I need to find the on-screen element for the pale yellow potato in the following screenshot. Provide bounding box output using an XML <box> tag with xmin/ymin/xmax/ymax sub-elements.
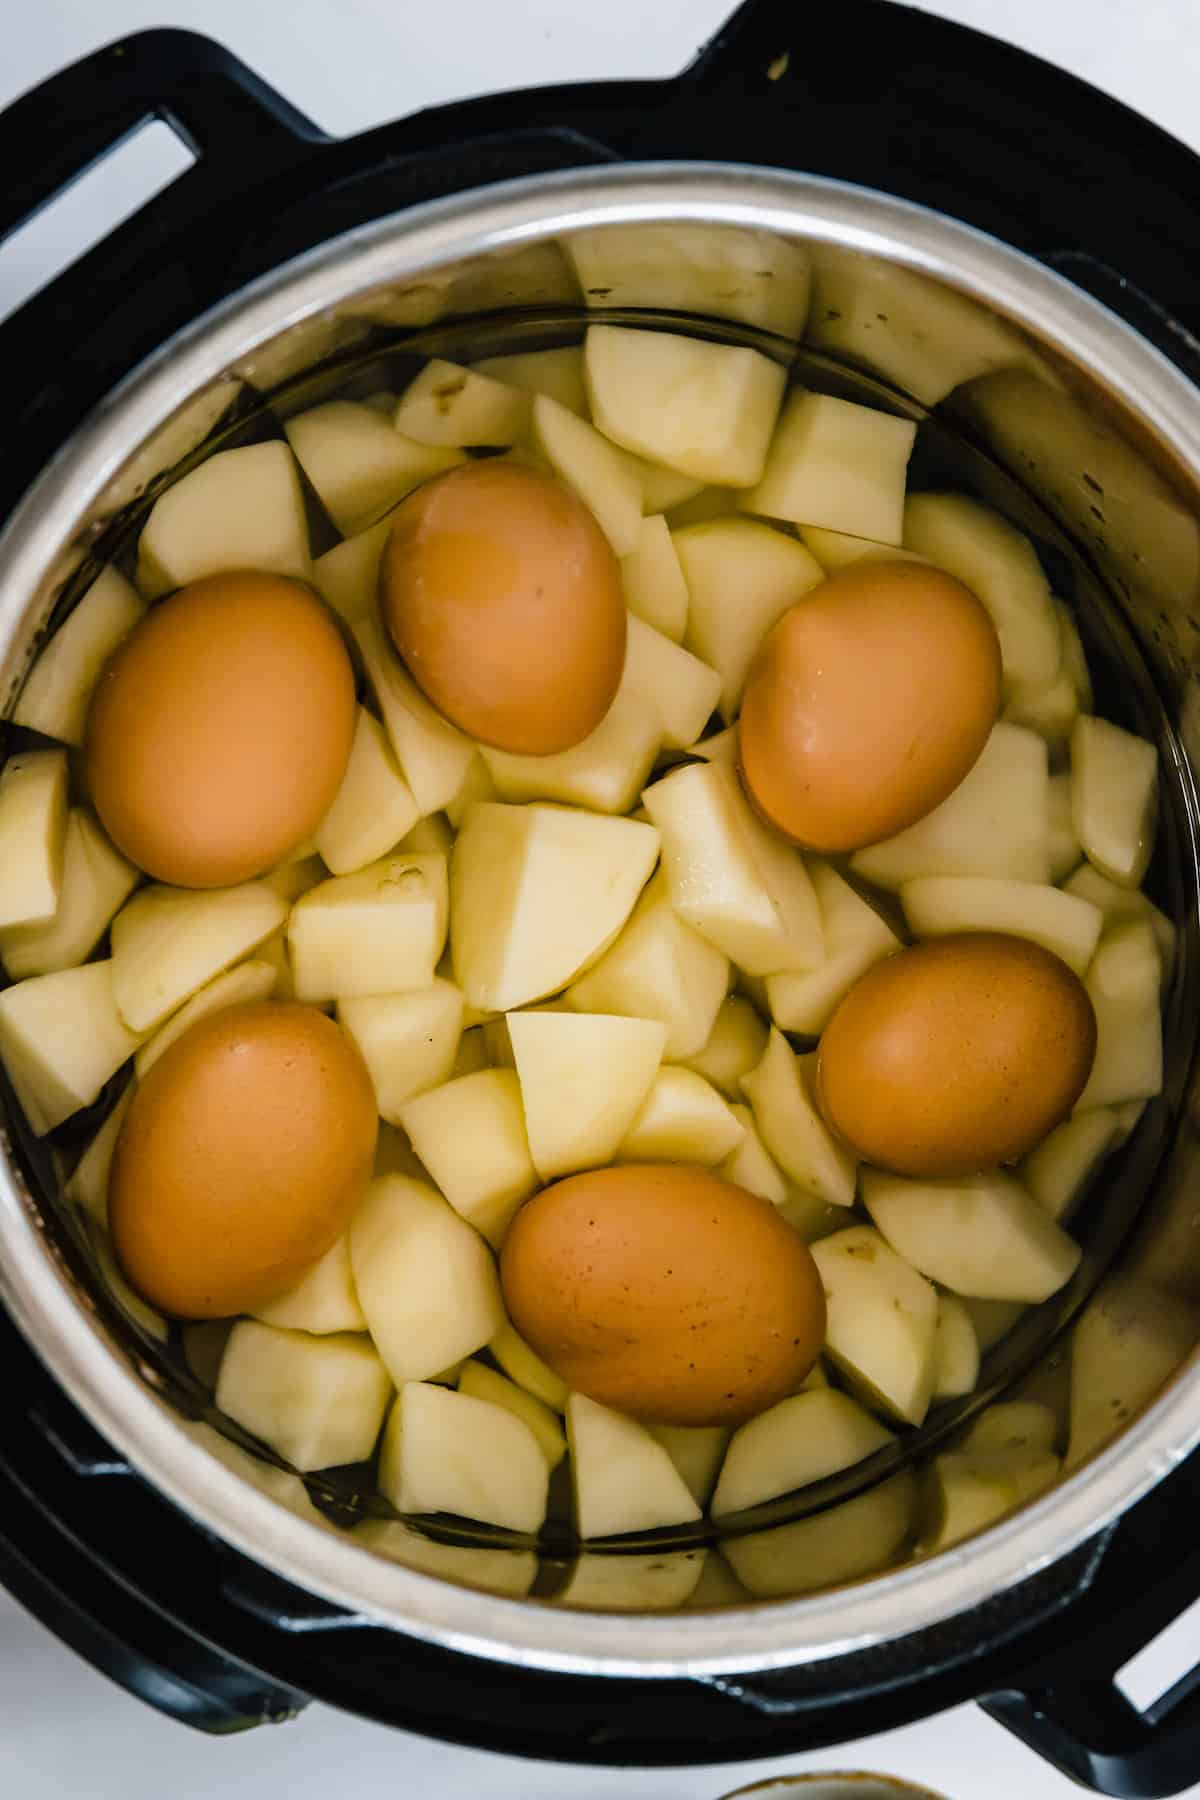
<box><xmin>567</xmin><ymin>1392</ymin><xmax>700</xmax><ymax>1538</ymax></box>
<box><xmin>682</xmin><ymin>995</ymin><xmax>768</xmax><ymax>1098</ymax></box>
<box><xmin>617</xmin><ymin>1066</ymin><xmax>744</xmax><ymax>1166</ymax></box>
<box><xmin>741</xmin><ymin>1029</ymin><xmax>856</xmax><ymax>1209</ymax></box>
<box><xmin>811</xmin><ymin>1227</ymin><xmax>939</xmax><ymax>1426</ymax></box>
<box><xmin>110</xmin><ymin>880</ymin><xmax>285</xmax><ymax>1032</ymax></box>
<box><xmin>399</xmin><ymin>1068</ymin><xmax>537</xmax><ymax>1247</ymax></box>
<box><xmin>314</xmin><ymin>708</ymin><xmax>420</xmax><ymax>876</ymax></box>
<box><xmin>338</xmin><ymin>979</ymin><xmax>463</xmax><ymax>1124</ymax></box>
<box><xmin>0</xmin><ymin>750</ymin><xmax>68</xmax><ymax>930</ymax></box>
<box><xmin>620</xmin><ymin>513</ymin><xmax>690</xmax><ymax>641</ymax></box>
<box><xmin>1076</xmin><ymin>921</ymin><xmax>1163</xmax><ymax>1110</ymax></box>
<box><xmin>378</xmin><ymin>1381</ymin><xmax>548</xmax><ymax>1534</ymax></box>
<box><xmin>216</xmin><ymin>1321</ymin><xmax>390</xmax><ymax>1472</ymax></box>
<box><xmin>135</xmin><ymin>957</ymin><xmax>277</xmax><ymax>1077</ymax></box>
<box><xmin>862</xmin><ymin>1169</ymin><xmax>1081</xmax><ymax>1304</ymax></box>
<box><xmin>287</xmin><ymin>853</ymin><xmax>448</xmax><ymax>1003</ymax></box>
<box><xmin>1070</xmin><ymin>714</ymin><xmax>1157</xmax><ymax>887</ymax></box>
<box><xmin>252</xmin><ymin>1232</ymin><xmax>366</xmax><ymax>1335</ymax></box>
<box><xmin>14</xmin><ymin>566</ymin><xmax>145</xmax><ymax>746</ymax></box>
<box><xmin>285</xmin><ymin>399</ymin><xmax>463</xmax><ymax>533</ymax></box>
<box><xmin>531</xmin><ymin>392</ymin><xmax>642</xmax><ymax>555</ymax></box>
<box><xmin>712</xmin><ymin>1389</ymin><xmax>893</xmax><ymax>1517</ymax></box>
<box><xmin>933</xmin><ymin>1294</ymin><xmax>980</xmax><ymax>1400</ymax></box>
<box><xmin>137</xmin><ymin>442</ymin><xmax>311</xmax><ymax>597</ymax></box>
<box><xmin>393</xmin><ymin>360</ymin><xmax>530</xmax><ymax>448</ymax></box>
<box><xmin>0</xmin><ymin>806</ymin><xmax>138</xmax><ymax>981</ymax></box>
<box><xmin>724</xmin><ymin>1472</ymin><xmax>916</xmax><ymax>1597</ymax></box>
<box><xmin>741</xmin><ymin>389</ymin><xmax>915</xmax><ymax>543</ymax></box>
<box><xmin>508</xmin><ymin>1010</ymin><xmax>667</xmax><ymax>1181</ymax></box>
<box><xmin>457</xmin><ymin>1360</ymin><xmax>566</xmax><ymax>1468</ymax></box>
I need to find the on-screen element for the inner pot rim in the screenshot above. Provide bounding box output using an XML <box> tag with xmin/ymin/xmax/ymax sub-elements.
<box><xmin>0</xmin><ymin>159</ymin><xmax>1197</xmax><ymax>1678</ymax></box>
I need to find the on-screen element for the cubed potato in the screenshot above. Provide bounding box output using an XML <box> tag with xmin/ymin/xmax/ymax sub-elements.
<box><xmin>964</xmin><ymin>1401</ymin><xmax>1059</xmax><ymax>1456</ymax></box>
<box><xmin>443</xmin><ymin>755</ymin><xmax>498</xmax><ymax>831</ymax></box>
<box><xmin>0</xmin><ymin>959</ymin><xmax>143</xmax><ymax>1133</ymax></box>
<box><xmin>1021</xmin><ymin>1108</ymin><xmax>1118</xmax><ymax>1223</ymax></box>
<box><xmin>65</xmin><ymin>1084</ymin><xmax>134</xmax><ymax>1224</ymax></box>
<box><xmin>259</xmin><ymin>854</ymin><xmax>326</xmax><ymax>905</ymax></box>
<box><xmin>311</xmin><ymin>513</ymin><xmax>393</xmax><ymax>622</ymax></box>
<box><xmin>797</xmin><ymin>523</ymin><xmax>926</xmax><ymax>570</ymax></box>
<box><xmin>807</xmin><ymin>245</ymin><xmax>1038</xmax><ymax>405</ymax></box>
<box><xmin>567</xmin><ymin>1392</ymin><xmax>701</xmax><ymax>1538</ymax></box>
<box><xmin>566</xmin><ymin>869</ymin><xmax>729</xmax><ymax>1060</ymax></box>
<box><xmin>458</xmin><ymin>1359</ymin><xmax>566</xmax><ymax>1467</ymax></box>
<box><xmin>0</xmin><ymin>750</ymin><xmax>68</xmax><ymax>929</ymax></box>
<box><xmin>136</xmin><ymin>441</ymin><xmax>311</xmax><ymax>597</ymax></box>
<box><xmin>620</xmin><ymin>513</ymin><xmax>690</xmax><ymax>641</ymax></box>
<box><xmin>923</xmin><ymin>1447</ymin><xmax>1060</xmax><ymax>1551</ymax></box>
<box><xmin>717</xmin><ymin>1102</ymin><xmax>788</xmax><ymax>1207</ymax></box>
<box><xmin>724</xmin><ymin>1471</ymin><xmax>916</xmax><ymax>1597</ymax></box>
<box><xmin>862</xmin><ymin>1169</ymin><xmax>1082</xmax><ymax>1302</ymax></box>
<box><xmin>490</xmin><ymin>1321</ymin><xmax>568</xmax><ymax>1411</ymax></box>
<box><xmin>14</xmin><ymin>567</ymin><xmax>145</xmax><ymax>746</ymax></box>
<box><xmin>712</xmin><ymin>1389</ymin><xmax>893</xmax><ymax>1517</ymax></box>
<box><xmin>378</xmin><ymin>1381</ymin><xmax>548</xmax><ymax>1534</ymax></box>
<box><xmin>349</xmin><ymin>1175</ymin><xmax>504</xmax><ymax>1385</ymax></box>
<box><xmin>398</xmin><ymin>1068</ymin><xmax>537</xmax><ymax>1246</ymax></box>
<box><xmin>626</xmin><ymin>615</ymin><xmax>722</xmax><ymax>750</ymax></box>
<box><xmin>617</xmin><ymin>1066</ymin><xmax>744</xmax><ymax>1165</ymax></box>
<box><xmin>585</xmin><ymin>324</ymin><xmax>786</xmax><ymax>489</ymax></box>
<box><xmin>338</xmin><ymin>979</ymin><xmax>463</xmax><ymax>1124</ymax></box>
<box><xmin>643</xmin><ymin>762</ymin><xmax>823</xmax><ymax>976</ymax></box>
<box><xmin>687</xmin><ymin>723</ymin><xmax>740</xmax><ymax>767</ymax></box>
<box><xmin>472</xmin><ymin>346</ymin><xmax>588</xmax><ymax>417</ymax></box>
<box><xmin>741</xmin><ymin>389</ymin><xmax>916</xmax><ymax>544</ymax></box>
<box><xmin>933</xmin><ymin>1293</ymin><xmax>980</xmax><ymax>1400</ymax></box>
<box><xmin>399</xmin><ymin>813</ymin><xmax>455</xmax><ymax>856</ymax></box>
<box><xmin>1067</xmin><ymin>1274</ymin><xmax>1200</xmax><ymax>1466</ymax></box>
<box><xmin>110</xmin><ymin>881</ymin><xmax>285</xmax><ymax>1032</ymax></box>
<box><xmin>508</xmin><ymin>1010</ymin><xmax>667</xmax><ymax>1181</ymax></box>
<box><xmin>682</xmin><ymin>995</ymin><xmax>768</xmax><ymax>1099</ymax></box>
<box><xmin>285</xmin><ymin>399</ymin><xmax>463</xmax><ymax>533</ymax></box>
<box><xmin>90</xmin><ymin>1217</ymin><xmax>168</xmax><ymax>1342</ymax></box>
<box><xmin>531</xmin><ymin>393</ymin><xmax>642</xmax><ymax>555</ymax></box>
<box><xmin>648</xmin><ymin>1424</ymin><xmax>730</xmax><ymax>1508</ymax></box>
<box><xmin>216</xmin><ymin>1321</ymin><xmax>391</xmax><ymax>1471</ymax></box>
<box><xmin>288</xmin><ymin>853</ymin><xmax>448</xmax><ymax>1003</ymax></box>
<box><xmin>393</xmin><ymin>360</ymin><xmax>530</xmax><ymax>448</ymax></box>
<box><xmin>557</xmin><ymin>1551</ymin><xmax>706</xmax><ymax>1612</ymax></box>
<box><xmin>899</xmin><ymin>876</ymin><xmax>1101</xmax><ymax>977</ymax></box>
<box><xmin>252</xmin><ymin>1232</ymin><xmax>366</xmax><ymax>1335</ymax></box>
<box><xmin>450</xmin><ymin>802</ymin><xmax>658</xmax><ymax>1013</ymax></box>
<box><xmin>1004</xmin><ymin>596</ymin><xmax>1088</xmax><ymax>751</ymax></box>
<box><xmin>1061</xmin><ymin>864</ymin><xmax>1175</xmax><ymax>984</ymax></box>
<box><xmin>851</xmin><ymin>721</ymin><xmax>1050</xmax><ymax>890</ymax></box>
<box><xmin>628</xmin><ymin>458</ymin><xmax>706</xmax><ymax>516</ymax></box>
<box><xmin>355</xmin><ymin>1517</ymin><xmax>536</xmax><ymax>1597</ymax></box>
<box><xmin>766</xmin><ymin>859</ymin><xmax>901</xmax><ymax>1035</ymax></box>
<box><xmin>314</xmin><ymin>709</ymin><xmax>420</xmax><ymax>876</ymax></box>
<box><xmin>674</xmin><ymin>517</ymin><xmax>825</xmax><ymax>719</ymax></box>
<box><xmin>0</xmin><ymin>807</ymin><xmax>138</xmax><ymax>981</ymax></box>
<box><xmin>569</xmin><ymin>223</ymin><xmax>811</xmax><ymax>337</ymax></box>
<box><xmin>741</xmin><ymin>1029</ymin><xmax>856</xmax><ymax>1209</ymax></box>
<box><xmin>1070</xmin><ymin>715</ymin><xmax>1157</xmax><ymax>887</ymax></box>
<box><xmin>353</xmin><ymin>615</ymin><xmax>475</xmax><ymax>816</ymax></box>
<box><xmin>135</xmin><ymin>957</ymin><xmax>277</xmax><ymax>1077</ymax></box>
<box><xmin>811</xmin><ymin>1227</ymin><xmax>939</xmax><ymax>1425</ymax></box>
<box><xmin>902</xmin><ymin>493</ymin><xmax>1059</xmax><ymax>691</ymax></box>
<box><xmin>1047</xmin><ymin>772</ymin><xmax>1081</xmax><ymax>884</ymax></box>
<box><xmin>1076</xmin><ymin>920</ymin><xmax>1163</xmax><ymax>1109</ymax></box>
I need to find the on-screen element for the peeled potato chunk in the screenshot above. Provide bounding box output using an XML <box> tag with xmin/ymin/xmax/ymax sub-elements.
<box><xmin>741</xmin><ymin>390</ymin><xmax>916</xmax><ymax>544</ymax></box>
<box><xmin>899</xmin><ymin>876</ymin><xmax>1101</xmax><ymax>977</ymax></box>
<box><xmin>0</xmin><ymin>750</ymin><xmax>69</xmax><ymax>930</ymax></box>
<box><xmin>136</xmin><ymin>442</ymin><xmax>310</xmax><ymax>597</ymax></box>
<box><xmin>216</xmin><ymin>1321</ymin><xmax>390</xmax><ymax>1472</ymax></box>
<box><xmin>1070</xmin><ymin>714</ymin><xmax>1157</xmax><ymax>887</ymax></box>
<box><xmin>712</xmin><ymin>1388</ymin><xmax>893</xmax><ymax>1517</ymax></box>
<box><xmin>567</xmin><ymin>1392</ymin><xmax>701</xmax><ymax>1538</ymax></box>
<box><xmin>861</xmin><ymin>1169</ymin><xmax>1082</xmax><ymax>1303</ymax></box>
<box><xmin>811</xmin><ymin>1227</ymin><xmax>939</xmax><ymax>1426</ymax></box>
<box><xmin>378</xmin><ymin>1381</ymin><xmax>548</xmax><ymax>1534</ymax></box>
<box><xmin>14</xmin><ymin>566</ymin><xmax>145</xmax><ymax>747</ymax></box>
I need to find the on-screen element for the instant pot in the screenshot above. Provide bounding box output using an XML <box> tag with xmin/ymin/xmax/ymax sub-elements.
<box><xmin>1</xmin><ymin>3</ymin><xmax>1199</xmax><ymax>1794</ymax></box>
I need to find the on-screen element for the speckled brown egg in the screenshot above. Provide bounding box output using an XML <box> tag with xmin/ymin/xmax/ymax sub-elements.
<box><xmin>499</xmin><ymin>1164</ymin><xmax>825</xmax><ymax>1426</ymax></box>
<box><xmin>379</xmin><ymin>460</ymin><xmax>626</xmax><ymax>755</ymax></box>
<box><xmin>109</xmin><ymin>1001</ymin><xmax>377</xmax><ymax>1318</ymax></box>
<box><xmin>817</xmin><ymin>933</ymin><xmax>1097</xmax><ymax>1177</ymax></box>
<box><xmin>740</xmin><ymin>561</ymin><xmax>1002</xmax><ymax>852</ymax></box>
<box><xmin>87</xmin><ymin>572</ymin><xmax>356</xmax><ymax>887</ymax></box>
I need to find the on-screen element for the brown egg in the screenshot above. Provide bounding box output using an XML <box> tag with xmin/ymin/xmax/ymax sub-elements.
<box><xmin>87</xmin><ymin>572</ymin><xmax>356</xmax><ymax>887</ymax></box>
<box><xmin>379</xmin><ymin>460</ymin><xmax>626</xmax><ymax>755</ymax></box>
<box><xmin>499</xmin><ymin>1164</ymin><xmax>825</xmax><ymax>1426</ymax></box>
<box><xmin>109</xmin><ymin>1001</ymin><xmax>377</xmax><ymax>1318</ymax></box>
<box><xmin>817</xmin><ymin>933</ymin><xmax>1097</xmax><ymax>1177</ymax></box>
<box><xmin>740</xmin><ymin>562</ymin><xmax>1002</xmax><ymax>852</ymax></box>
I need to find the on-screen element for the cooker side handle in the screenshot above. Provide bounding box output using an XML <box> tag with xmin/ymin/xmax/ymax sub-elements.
<box><xmin>980</xmin><ymin>1448</ymin><xmax>1200</xmax><ymax>1799</ymax></box>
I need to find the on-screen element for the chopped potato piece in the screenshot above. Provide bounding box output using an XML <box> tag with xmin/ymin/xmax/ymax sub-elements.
<box><xmin>338</xmin><ymin>979</ymin><xmax>463</xmax><ymax>1124</ymax></box>
<box><xmin>65</xmin><ymin>1084</ymin><xmax>134</xmax><ymax>1225</ymax></box>
<box><xmin>557</xmin><ymin>1550</ymin><xmax>707</xmax><ymax>1611</ymax></box>
<box><xmin>285</xmin><ymin>399</ymin><xmax>463</xmax><ymax>533</ymax></box>
<box><xmin>531</xmin><ymin>393</ymin><xmax>642</xmax><ymax>555</ymax></box>
<box><xmin>1047</xmin><ymin>772</ymin><xmax>1081</xmax><ymax>884</ymax></box>
<box><xmin>923</xmin><ymin>1447</ymin><xmax>1060</xmax><ymax>1550</ymax></box>
<box><xmin>741</xmin><ymin>390</ymin><xmax>915</xmax><ymax>543</ymax></box>
<box><xmin>349</xmin><ymin>1175</ymin><xmax>503</xmax><ymax>1386</ymax></box>
<box><xmin>741</xmin><ymin>1029</ymin><xmax>856</xmax><ymax>1210</ymax></box>
<box><xmin>0</xmin><ymin>806</ymin><xmax>138</xmax><ymax>981</ymax></box>
<box><xmin>137</xmin><ymin>441</ymin><xmax>310</xmax><ymax>597</ymax></box>
<box><xmin>766</xmin><ymin>860</ymin><xmax>900</xmax><ymax>1035</ymax></box>
<box><xmin>458</xmin><ymin>1360</ymin><xmax>566</xmax><ymax>1468</ymax></box>
<box><xmin>314</xmin><ymin>708</ymin><xmax>420</xmax><ymax>876</ymax></box>
<box><xmin>933</xmin><ymin>1294</ymin><xmax>980</xmax><ymax>1400</ymax></box>
<box><xmin>378</xmin><ymin>1382</ymin><xmax>548</xmax><ymax>1534</ymax></box>
<box><xmin>399</xmin><ymin>1068</ymin><xmax>537</xmax><ymax>1246</ymax></box>
<box><xmin>811</xmin><ymin>1227</ymin><xmax>939</xmax><ymax>1426</ymax></box>
<box><xmin>617</xmin><ymin>1066</ymin><xmax>744</xmax><ymax>1165</ymax></box>
<box><xmin>712</xmin><ymin>1389</ymin><xmax>893</xmax><ymax>1516</ymax></box>
<box><xmin>682</xmin><ymin>995</ymin><xmax>768</xmax><ymax>1099</ymax></box>
<box><xmin>472</xmin><ymin>346</ymin><xmax>588</xmax><ymax>416</ymax></box>
<box><xmin>216</xmin><ymin>1321</ymin><xmax>391</xmax><ymax>1471</ymax></box>
<box><xmin>355</xmin><ymin>1517</ymin><xmax>536</xmax><ymax>1596</ymax></box>
<box><xmin>252</xmin><ymin>1232</ymin><xmax>366</xmax><ymax>1335</ymax></box>
<box><xmin>490</xmin><ymin>1321</ymin><xmax>568</xmax><ymax>1412</ymax></box>
<box><xmin>110</xmin><ymin>881</ymin><xmax>285</xmax><ymax>1032</ymax></box>
<box><xmin>620</xmin><ymin>513</ymin><xmax>689</xmax><ymax>641</ymax></box>
<box><xmin>965</xmin><ymin>1401</ymin><xmax>1058</xmax><ymax>1456</ymax></box>
<box><xmin>569</xmin><ymin>223</ymin><xmax>811</xmax><ymax>337</ymax></box>
<box><xmin>393</xmin><ymin>360</ymin><xmax>529</xmax><ymax>448</ymax></box>
<box><xmin>1076</xmin><ymin>921</ymin><xmax>1163</xmax><ymax>1110</ymax></box>
<box><xmin>353</xmin><ymin>614</ymin><xmax>475</xmax><ymax>817</ymax></box>
<box><xmin>15</xmin><ymin>567</ymin><xmax>145</xmax><ymax>746</ymax></box>
<box><xmin>1021</xmin><ymin>1108</ymin><xmax>1118</xmax><ymax>1223</ymax></box>
<box><xmin>899</xmin><ymin>876</ymin><xmax>1101</xmax><ymax>976</ymax></box>
<box><xmin>862</xmin><ymin>1169</ymin><xmax>1081</xmax><ymax>1303</ymax></box>
<box><xmin>724</xmin><ymin>1472</ymin><xmax>916</xmax><ymax>1597</ymax></box>
<box><xmin>1061</xmin><ymin>864</ymin><xmax>1175</xmax><ymax>983</ymax></box>
<box><xmin>135</xmin><ymin>958</ymin><xmax>276</xmax><ymax>1077</ymax></box>
<box><xmin>1070</xmin><ymin>714</ymin><xmax>1157</xmax><ymax>887</ymax></box>
<box><xmin>508</xmin><ymin>1010</ymin><xmax>667</xmax><ymax>1181</ymax></box>
<box><xmin>567</xmin><ymin>1392</ymin><xmax>701</xmax><ymax>1538</ymax></box>
<box><xmin>586</xmin><ymin>325</ymin><xmax>786</xmax><ymax>489</ymax></box>
<box><xmin>311</xmin><ymin>512</ymin><xmax>393</xmax><ymax>623</ymax></box>
<box><xmin>288</xmin><ymin>853</ymin><xmax>448</xmax><ymax>1003</ymax></box>
<box><xmin>648</xmin><ymin>1424</ymin><xmax>729</xmax><ymax>1508</ymax></box>
<box><xmin>0</xmin><ymin>750</ymin><xmax>68</xmax><ymax>930</ymax></box>
<box><xmin>797</xmin><ymin>523</ymin><xmax>926</xmax><ymax>570</ymax></box>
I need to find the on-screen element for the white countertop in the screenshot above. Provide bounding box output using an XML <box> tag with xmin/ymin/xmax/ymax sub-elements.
<box><xmin>2</xmin><ymin>2</ymin><xmax>1199</xmax><ymax>1795</ymax></box>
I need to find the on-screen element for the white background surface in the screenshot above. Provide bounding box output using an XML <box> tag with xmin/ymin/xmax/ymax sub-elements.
<box><xmin>2</xmin><ymin>2</ymin><xmax>1199</xmax><ymax>1795</ymax></box>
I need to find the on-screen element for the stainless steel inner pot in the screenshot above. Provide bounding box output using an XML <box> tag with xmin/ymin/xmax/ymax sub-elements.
<box><xmin>0</xmin><ymin>163</ymin><xmax>1197</xmax><ymax>1678</ymax></box>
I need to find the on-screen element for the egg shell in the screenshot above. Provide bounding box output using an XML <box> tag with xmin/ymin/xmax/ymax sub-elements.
<box><xmin>499</xmin><ymin>1164</ymin><xmax>825</xmax><ymax>1427</ymax></box>
<box><xmin>87</xmin><ymin>572</ymin><xmax>356</xmax><ymax>888</ymax></box>
<box><xmin>817</xmin><ymin>932</ymin><xmax>1097</xmax><ymax>1177</ymax></box>
<box><xmin>109</xmin><ymin>1000</ymin><xmax>378</xmax><ymax>1318</ymax></box>
<box><xmin>740</xmin><ymin>561</ymin><xmax>1002</xmax><ymax>852</ymax></box>
<box><xmin>379</xmin><ymin>460</ymin><xmax>627</xmax><ymax>755</ymax></box>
